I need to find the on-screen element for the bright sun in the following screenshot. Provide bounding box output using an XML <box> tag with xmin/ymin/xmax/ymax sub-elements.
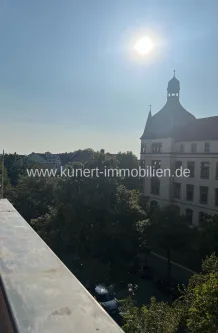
<box><xmin>134</xmin><ymin>36</ymin><xmax>154</xmax><ymax>55</ymax></box>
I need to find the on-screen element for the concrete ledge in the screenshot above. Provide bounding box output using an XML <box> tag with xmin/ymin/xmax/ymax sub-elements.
<box><xmin>0</xmin><ymin>199</ymin><xmax>123</xmax><ymax>333</ymax></box>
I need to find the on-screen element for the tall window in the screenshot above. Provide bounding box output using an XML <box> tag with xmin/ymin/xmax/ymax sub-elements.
<box><xmin>151</xmin><ymin>160</ymin><xmax>161</xmax><ymax>170</ymax></box>
<box><xmin>185</xmin><ymin>209</ymin><xmax>193</xmax><ymax>224</ymax></box>
<box><xmin>174</xmin><ymin>183</ymin><xmax>181</xmax><ymax>199</ymax></box>
<box><xmin>187</xmin><ymin>161</ymin><xmax>195</xmax><ymax>178</ymax></box>
<box><xmin>139</xmin><ymin>177</ymin><xmax>144</xmax><ymax>193</ymax></box>
<box><xmin>200</xmin><ymin>186</ymin><xmax>208</xmax><ymax>204</ymax></box>
<box><xmin>140</xmin><ymin>160</ymin><xmax>145</xmax><ymax>168</ymax></box>
<box><xmin>141</xmin><ymin>143</ymin><xmax>146</xmax><ymax>153</ymax></box>
<box><xmin>201</xmin><ymin>162</ymin><xmax>209</xmax><ymax>179</ymax></box>
<box><xmin>152</xmin><ymin>143</ymin><xmax>162</xmax><ymax>153</ymax></box>
<box><xmin>180</xmin><ymin>143</ymin><xmax>185</xmax><ymax>153</ymax></box>
<box><xmin>186</xmin><ymin>184</ymin><xmax>194</xmax><ymax>201</ymax></box>
<box><xmin>205</xmin><ymin>142</ymin><xmax>210</xmax><ymax>153</ymax></box>
<box><xmin>175</xmin><ymin>161</ymin><xmax>182</xmax><ymax>170</ymax></box>
<box><xmin>150</xmin><ymin>178</ymin><xmax>160</xmax><ymax>195</ymax></box>
<box><xmin>175</xmin><ymin>161</ymin><xmax>182</xmax><ymax>176</ymax></box>
<box><xmin>215</xmin><ymin>188</ymin><xmax>218</xmax><ymax>207</ymax></box>
<box><xmin>191</xmin><ymin>143</ymin><xmax>197</xmax><ymax>153</ymax></box>
<box><xmin>216</xmin><ymin>163</ymin><xmax>218</xmax><ymax>180</ymax></box>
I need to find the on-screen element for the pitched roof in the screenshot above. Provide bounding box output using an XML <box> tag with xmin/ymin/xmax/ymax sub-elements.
<box><xmin>175</xmin><ymin>116</ymin><xmax>218</xmax><ymax>141</ymax></box>
<box><xmin>27</xmin><ymin>153</ymin><xmax>46</xmax><ymax>163</ymax></box>
<box><xmin>141</xmin><ymin>97</ymin><xmax>195</xmax><ymax>139</ymax></box>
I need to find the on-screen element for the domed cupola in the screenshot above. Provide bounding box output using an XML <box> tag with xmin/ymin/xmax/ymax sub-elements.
<box><xmin>140</xmin><ymin>71</ymin><xmax>196</xmax><ymax>139</ymax></box>
<box><xmin>167</xmin><ymin>70</ymin><xmax>180</xmax><ymax>98</ymax></box>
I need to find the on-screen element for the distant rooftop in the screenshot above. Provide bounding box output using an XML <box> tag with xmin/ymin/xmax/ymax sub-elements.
<box><xmin>0</xmin><ymin>199</ymin><xmax>123</xmax><ymax>333</ymax></box>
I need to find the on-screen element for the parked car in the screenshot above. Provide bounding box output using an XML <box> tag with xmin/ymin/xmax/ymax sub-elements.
<box><xmin>93</xmin><ymin>284</ymin><xmax>120</xmax><ymax>316</ymax></box>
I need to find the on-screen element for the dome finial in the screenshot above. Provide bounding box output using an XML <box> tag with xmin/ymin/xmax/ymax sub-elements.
<box><xmin>173</xmin><ymin>69</ymin><xmax>176</xmax><ymax>77</ymax></box>
<box><xmin>150</xmin><ymin>104</ymin><xmax>151</xmax><ymax>112</ymax></box>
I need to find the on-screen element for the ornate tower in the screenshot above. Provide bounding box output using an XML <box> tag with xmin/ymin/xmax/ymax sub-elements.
<box><xmin>167</xmin><ymin>70</ymin><xmax>180</xmax><ymax>99</ymax></box>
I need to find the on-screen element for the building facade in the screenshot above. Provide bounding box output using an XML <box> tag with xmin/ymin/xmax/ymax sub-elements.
<box><xmin>140</xmin><ymin>72</ymin><xmax>218</xmax><ymax>225</ymax></box>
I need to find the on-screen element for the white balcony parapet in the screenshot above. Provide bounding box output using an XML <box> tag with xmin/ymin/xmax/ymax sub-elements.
<box><xmin>0</xmin><ymin>199</ymin><xmax>124</xmax><ymax>333</ymax></box>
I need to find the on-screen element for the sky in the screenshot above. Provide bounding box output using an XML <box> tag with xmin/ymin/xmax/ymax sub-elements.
<box><xmin>0</xmin><ymin>0</ymin><xmax>218</xmax><ymax>156</ymax></box>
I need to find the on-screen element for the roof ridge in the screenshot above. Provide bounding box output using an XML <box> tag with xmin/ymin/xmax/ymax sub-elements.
<box><xmin>197</xmin><ymin>115</ymin><xmax>218</xmax><ymax>120</ymax></box>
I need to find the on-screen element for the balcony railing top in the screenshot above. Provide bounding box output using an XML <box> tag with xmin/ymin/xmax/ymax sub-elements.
<box><xmin>0</xmin><ymin>199</ymin><xmax>123</xmax><ymax>333</ymax></box>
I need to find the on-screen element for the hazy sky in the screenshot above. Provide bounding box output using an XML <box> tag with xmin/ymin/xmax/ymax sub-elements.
<box><xmin>1</xmin><ymin>0</ymin><xmax>218</xmax><ymax>156</ymax></box>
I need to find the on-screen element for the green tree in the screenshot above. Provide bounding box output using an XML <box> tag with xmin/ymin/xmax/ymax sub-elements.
<box><xmin>121</xmin><ymin>296</ymin><xmax>182</xmax><ymax>333</ymax></box>
<box><xmin>116</xmin><ymin>151</ymin><xmax>140</xmax><ymax>190</ymax></box>
<box><xmin>180</xmin><ymin>253</ymin><xmax>218</xmax><ymax>333</ymax></box>
<box><xmin>4</xmin><ymin>153</ymin><xmax>23</xmax><ymax>185</ymax></box>
<box><xmin>197</xmin><ymin>213</ymin><xmax>218</xmax><ymax>258</ymax></box>
<box><xmin>121</xmin><ymin>254</ymin><xmax>218</xmax><ymax>333</ymax></box>
<box><xmin>29</xmin><ymin>151</ymin><xmax>147</xmax><ymax>284</ymax></box>
<box><xmin>0</xmin><ymin>162</ymin><xmax>11</xmax><ymax>198</ymax></box>
<box><xmin>12</xmin><ymin>175</ymin><xmax>57</xmax><ymax>221</ymax></box>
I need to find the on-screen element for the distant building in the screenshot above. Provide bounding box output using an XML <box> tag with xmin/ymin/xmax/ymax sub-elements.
<box><xmin>24</xmin><ymin>152</ymin><xmax>61</xmax><ymax>169</ymax></box>
<box><xmin>106</xmin><ymin>153</ymin><xmax>118</xmax><ymax>158</ymax></box>
<box><xmin>24</xmin><ymin>150</ymin><xmax>95</xmax><ymax>169</ymax></box>
<box><xmin>140</xmin><ymin>72</ymin><xmax>218</xmax><ymax>225</ymax></box>
<box><xmin>59</xmin><ymin>149</ymin><xmax>95</xmax><ymax>165</ymax></box>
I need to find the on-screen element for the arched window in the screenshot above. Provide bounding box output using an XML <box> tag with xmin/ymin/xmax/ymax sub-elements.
<box><xmin>185</xmin><ymin>209</ymin><xmax>193</xmax><ymax>224</ymax></box>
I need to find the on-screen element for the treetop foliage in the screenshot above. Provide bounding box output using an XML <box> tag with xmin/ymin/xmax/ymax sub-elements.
<box><xmin>121</xmin><ymin>254</ymin><xmax>218</xmax><ymax>333</ymax></box>
<box><xmin>3</xmin><ymin>149</ymin><xmax>218</xmax><ymax>332</ymax></box>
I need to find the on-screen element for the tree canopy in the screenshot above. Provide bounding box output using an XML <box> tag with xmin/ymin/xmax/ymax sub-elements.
<box><xmin>15</xmin><ymin>150</ymin><xmax>148</xmax><ymax>284</ymax></box>
<box><xmin>121</xmin><ymin>254</ymin><xmax>218</xmax><ymax>333</ymax></box>
<box><xmin>3</xmin><ymin>149</ymin><xmax>218</xmax><ymax>333</ymax></box>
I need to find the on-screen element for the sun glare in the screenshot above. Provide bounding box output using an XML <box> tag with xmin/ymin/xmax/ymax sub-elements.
<box><xmin>134</xmin><ymin>36</ymin><xmax>154</xmax><ymax>55</ymax></box>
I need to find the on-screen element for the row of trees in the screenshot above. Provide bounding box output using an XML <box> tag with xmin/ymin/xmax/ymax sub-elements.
<box><xmin>3</xmin><ymin>149</ymin><xmax>218</xmax><ymax>280</ymax></box>
<box><xmin>2</xmin><ymin>149</ymin><xmax>218</xmax><ymax>332</ymax></box>
<box><xmin>3</xmin><ymin>150</ymin><xmax>140</xmax><ymax>188</ymax></box>
<box><xmin>6</xmin><ymin>150</ymin><xmax>147</xmax><ymax>284</ymax></box>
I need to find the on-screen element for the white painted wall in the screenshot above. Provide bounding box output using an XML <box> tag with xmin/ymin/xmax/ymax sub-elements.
<box><xmin>140</xmin><ymin>138</ymin><xmax>218</xmax><ymax>225</ymax></box>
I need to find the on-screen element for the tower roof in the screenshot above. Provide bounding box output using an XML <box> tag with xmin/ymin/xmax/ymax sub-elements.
<box><xmin>141</xmin><ymin>73</ymin><xmax>196</xmax><ymax>139</ymax></box>
<box><xmin>167</xmin><ymin>70</ymin><xmax>180</xmax><ymax>94</ymax></box>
